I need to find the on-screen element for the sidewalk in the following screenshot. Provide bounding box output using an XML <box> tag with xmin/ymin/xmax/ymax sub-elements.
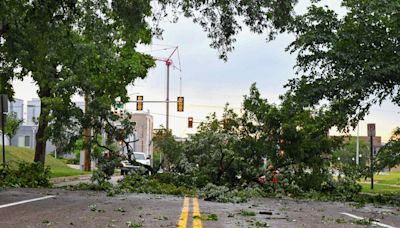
<box><xmin>51</xmin><ymin>174</ymin><xmax>124</xmax><ymax>187</ymax></box>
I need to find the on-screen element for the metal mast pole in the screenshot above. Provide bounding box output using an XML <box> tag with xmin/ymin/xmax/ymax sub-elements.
<box><xmin>166</xmin><ymin>60</ymin><xmax>172</xmax><ymax>131</ymax></box>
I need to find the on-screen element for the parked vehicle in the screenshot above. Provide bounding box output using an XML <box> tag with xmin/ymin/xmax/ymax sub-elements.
<box><xmin>120</xmin><ymin>152</ymin><xmax>150</xmax><ymax>175</ymax></box>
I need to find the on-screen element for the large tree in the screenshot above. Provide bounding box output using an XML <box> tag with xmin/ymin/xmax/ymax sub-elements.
<box><xmin>176</xmin><ymin>85</ymin><xmax>340</xmax><ymax>189</ymax></box>
<box><xmin>287</xmin><ymin>0</ymin><xmax>400</xmax><ymax>129</ymax></box>
<box><xmin>0</xmin><ymin>1</ymin><xmax>154</xmax><ymax>165</ymax></box>
<box><xmin>1</xmin><ymin>0</ymin><xmax>298</xmax><ymax>165</ymax></box>
<box><xmin>242</xmin><ymin>84</ymin><xmax>341</xmax><ymax>190</ymax></box>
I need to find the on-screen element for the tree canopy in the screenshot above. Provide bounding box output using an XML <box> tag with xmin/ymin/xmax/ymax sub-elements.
<box><xmin>0</xmin><ymin>0</ymin><xmax>300</xmax><ymax>165</ymax></box>
<box><xmin>287</xmin><ymin>0</ymin><xmax>400</xmax><ymax>129</ymax></box>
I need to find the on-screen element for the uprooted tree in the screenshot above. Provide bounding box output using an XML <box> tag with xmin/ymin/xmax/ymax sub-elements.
<box><xmin>167</xmin><ymin>84</ymin><xmax>343</xmax><ymax>192</ymax></box>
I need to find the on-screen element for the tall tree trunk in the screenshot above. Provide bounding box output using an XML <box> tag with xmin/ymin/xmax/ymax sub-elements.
<box><xmin>34</xmin><ymin>88</ymin><xmax>51</xmax><ymax>165</ymax></box>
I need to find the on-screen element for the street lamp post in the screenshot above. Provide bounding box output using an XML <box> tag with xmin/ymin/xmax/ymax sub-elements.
<box><xmin>32</xmin><ymin>126</ymin><xmax>37</xmax><ymax>150</ymax></box>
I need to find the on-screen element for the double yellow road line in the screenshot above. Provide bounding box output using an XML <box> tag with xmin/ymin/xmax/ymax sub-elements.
<box><xmin>178</xmin><ymin>197</ymin><xmax>202</xmax><ymax>228</ymax></box>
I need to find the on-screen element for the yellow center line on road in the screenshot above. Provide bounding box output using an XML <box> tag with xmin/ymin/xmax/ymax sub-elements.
<box><xmin>178</xmin><ymin>197</ymin><xmax>189</xmax><ymax>228</ymax></box>
<box><xmin>192</xmin><ymin>198</ymin><xmax>203</xmax><ymax>228</ymax></box>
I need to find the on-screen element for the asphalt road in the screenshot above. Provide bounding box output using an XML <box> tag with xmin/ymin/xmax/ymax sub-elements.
<box><xmin>0</xmin><ymin>188</ymin><xmax>399</xmax><ymax>228</ymax></box>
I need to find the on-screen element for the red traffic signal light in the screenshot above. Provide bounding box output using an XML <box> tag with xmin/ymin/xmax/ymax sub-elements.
<box><xmin>279</xmin><ymin>138</ymin><xmax>285</xmax><ymax>156</ymax></box>
<box><xmin>188</xmin><ymin>117</ymin><xmax>193</xmax><ymax>128</ymax></box>
<box><xmin>137</xmin><ymin>96</ymin><xmax>143</xmax><ymax>111</ymax></box>
<box><xmin>177</xmin><ymin>96</ymin><xmax>184</xmax><ymax>112</ymax></box>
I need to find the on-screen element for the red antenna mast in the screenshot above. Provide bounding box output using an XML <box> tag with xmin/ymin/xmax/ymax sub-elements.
<box><xmin>153</xmin><ymin>46</ymin><xmax>180</xmax><ymax>131</ymax></box>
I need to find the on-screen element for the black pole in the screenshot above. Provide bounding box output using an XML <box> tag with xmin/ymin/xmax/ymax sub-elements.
<box><xmin>370</xmin><ymin>135</ymin><xmax>374</xmax><ymax>189</ymax></box>
<box><xmin>1</xmin><ymin>97</ymin><xmax>5</xmax><ymax>168</ymax></box>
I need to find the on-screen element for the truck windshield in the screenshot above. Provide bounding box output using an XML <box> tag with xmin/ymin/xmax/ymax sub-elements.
<box><xmin>134</xmin><ymin>153</ymin><xmax>145</xmax><ymax>160</ymax></box>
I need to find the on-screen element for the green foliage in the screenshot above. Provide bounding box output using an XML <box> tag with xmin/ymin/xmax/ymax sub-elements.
<box><xmin>0</xmin><ymin>0</ymin><xmax>155</xmax><ymax>165</ymax></box>
<box><xmin>148</xmin><ymin>85</ymin><xmax>346</xmax><ymax>196</ymax></box>
<box><xmin>156</xmin><ymin>0</ymin><xmax>297</xmax><ymax>60</ymax></box>
<box><xmin>240</xmin><ymin>210</ymin><xmax>256</xmax><ymax>216</ymax></box>
<box><xmin>199</xmin><ymin>183</ymin><xmax>265</xmax><ymax>203</ymax></box>
<box><xmin>193</xmin><ymin>214</ymin><xmax>218</xmax><ymax>221</ymax></box>
<box><xmin>91</xmin><ymin>150</ymin><xmax>121</xmax><ymax>187</ymax></box>
<box><xmin>116</xmin><ymin>174</ymin><xmax>196</xmax><ymax>196</ymax></box>
<box><xmin>287</xmin><ymin>1</ymin><xmax>400</xmax><ymax>129</ymax></box>
<box><xmin>374</xmin><ymin>128</ymin><xmax>400</xmax><ymax>171</ymax></box>
<box><xmin>0</xmin><ymin>162</ymin><xmax>51</xmax><ymax>188</ymax></box>
<box><xmin>126</xmin><ymin>220</ymin><xmax>143</xmax><ymax>228</ymax></box>
<box><xmin>153</xmin><ymin>129</ymin><xmax>183</xmax><ymax>172</ymax></box>
<box><xmin>4</xmin><ymin>113</ymin><xmax>23</xmax><ymax>145</ymax></box>
<box><xmin>333</xmin><ymin>138</ymin><xmax>369</xmax><ymax>167</ymax></box>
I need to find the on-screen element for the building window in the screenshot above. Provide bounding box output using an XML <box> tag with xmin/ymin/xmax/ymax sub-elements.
<box><xmin>24</xmin><ymin>136</ymin><xmax>30</xmax><ymax>147</ymax></box>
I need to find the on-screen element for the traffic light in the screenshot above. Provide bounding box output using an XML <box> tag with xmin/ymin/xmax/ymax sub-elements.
<box><xmin>188</xmin><ymin>117</ymin><xmax>193</xmax><ymax>128</ymax></box>
<box><xmin>112</xmin><ymin>109</ymin><xmax>124</xmax><ymax>118</ymax></box>
<box><xmin>177</xmin><ymin>96</ymin><xmax>184</xmax><ymax>112</ymax></box>
<box><xmin>137</xmin><ymin>96</ymin><xmax>143</xmax><ymax>111</ymax></box>
<box><xmin>279</xmin><ymin>138</ymin><xmax>285</xmax><ymax>156</ymax></box>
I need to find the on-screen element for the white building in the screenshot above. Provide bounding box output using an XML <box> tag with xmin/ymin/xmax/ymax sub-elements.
<box><xmin>74</xmin><ymin>101</ymin><xmax>85</xmax><ymax>111</ymax></box>
<box><xmin>8</xmin><ymin>98</ymin><xmax>24</xmax><ymax>120</ymax></box>
<box><xmin>129</xmin><ymin>112</ymin><xmax>154</xmax><ymax>159</ymax></box>
<box><xmin>27</xmin><ymin>98</ymin><xmax>41</xmax><ymax>125</ymax></box>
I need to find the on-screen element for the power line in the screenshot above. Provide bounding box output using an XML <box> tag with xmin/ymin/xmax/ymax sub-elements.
<box><xmin>149</xmin><ymin>112</ymin><xmax>207</xmax><ymax>122</ymax></box>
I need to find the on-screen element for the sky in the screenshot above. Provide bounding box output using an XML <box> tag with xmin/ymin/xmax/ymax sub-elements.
<box><xmin>10</xmin><ymin>1</ymin><xmax>400</xmax><ymax>142</ymax></box>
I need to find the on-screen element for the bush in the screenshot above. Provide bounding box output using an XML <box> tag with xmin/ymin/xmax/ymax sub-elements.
<box><xmin>0</xmin><ymin>162</ymin><xmax>51</xmax><ymax>188</ymax></box>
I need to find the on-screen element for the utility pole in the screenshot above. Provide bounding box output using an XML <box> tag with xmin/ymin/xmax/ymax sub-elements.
<box><xmin>83</xmin><ymin>94</ymin><xmax>91</xmax><ymax>171</ymax></box>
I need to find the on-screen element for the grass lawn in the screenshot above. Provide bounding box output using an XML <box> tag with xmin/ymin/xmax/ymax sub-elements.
<box><xmin>364</xmin><ymin>171</ymin><xmax>400</xmax><ymax>185</ymax></box>
<box><xmin>359</xmin><ymin>171</ymin><xmax>400</xmax><ymax>194</ymax></box>
<box><xmin>360</xmin><ymin>183</ymin><xmax>400</xmax><ymax>194</ymax></box>
<box><xmin>0</xmin><ymin>146</ymin><xmax>88</xmax><ymax>178</ymax></box>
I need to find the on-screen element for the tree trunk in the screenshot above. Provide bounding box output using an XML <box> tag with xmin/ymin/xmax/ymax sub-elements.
<box><xmin>8</xmin><ymin>136</ymin><xmax>11</xmax><ymax>146</ymax></box>
<box><xmin>34</xmin><ymin>88</ymin><xmax>51</xmax><ymax>165</ymax></box>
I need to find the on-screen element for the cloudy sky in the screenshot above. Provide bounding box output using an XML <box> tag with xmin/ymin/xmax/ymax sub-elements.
<box><xmin>11</xmin><ymin>1</ymin><xmax>400</xmax><ymax>142</ymax></box>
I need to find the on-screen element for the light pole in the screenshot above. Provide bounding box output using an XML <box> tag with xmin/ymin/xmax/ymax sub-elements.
<box><xmin>32</xmin><ymin>126</ymin><xmax>37</xmax><ymax>150</ymax></box>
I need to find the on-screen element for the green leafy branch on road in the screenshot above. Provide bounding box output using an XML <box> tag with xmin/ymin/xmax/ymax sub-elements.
<box><xmin>0</xmin><ymin>162</ymin><xmax>51</xmax><ymax>188</ymax></box>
